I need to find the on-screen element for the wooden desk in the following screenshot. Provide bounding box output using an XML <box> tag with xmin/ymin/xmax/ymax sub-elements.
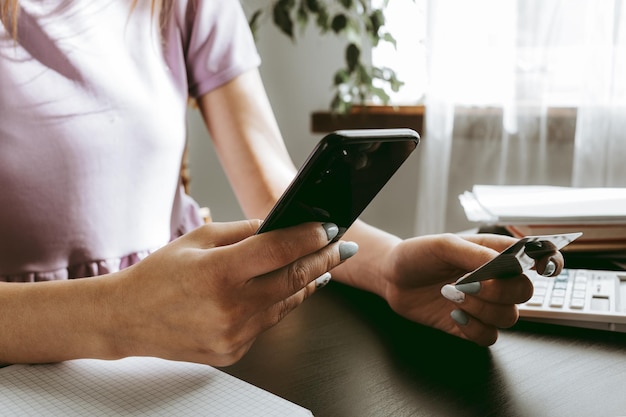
<box><xmin>225</xmin><ymin>282</ymin><xmax>626</xmax><ymax>417</ymax></box>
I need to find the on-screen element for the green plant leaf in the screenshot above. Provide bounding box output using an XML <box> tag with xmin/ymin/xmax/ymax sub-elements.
<box><xmin>273</xmin><ymin>2</ymin><xmax>295</xmax><ymax>39</ymax></box>
<box><xmin>345</xmin><ymin>18</ymin><xmax>362</xmax><ymax>44</ymax></box>
<box><xmin>246</xmin><ymin>0</ymin><xmax>410</xmax><ymax>113</ymax></box>
<box><xmin>357</xmin><ymin>0</ymin><xmax>369</xmax><ymax>14</ymax></box>
<box><xmin>248</xmin><ymin>10</ymin><xmax>263</xmax><ymax>39</ymax></box>
<box><xmin>330</xmin><ymin>93</ymin><xmax>351</xmax><ymax>114</ymax></box>
<box><xmin>297</xmin><ymin>1</ymin><xmax>310</xmax><ymax>30</ymax></box>
<box><xmin>345</xmin><ymin>43</ymin><xmax>361</xmax><ymax>73</ymax></box>
<box><xmin>339</xmin><ymin>0</ymin><xmax>353</xmax><ymax>9</ymax></box>
<box><xmin>357</xmin><ymin>64</ymin><xmax>372</xmax><ymax>85</ymax></box>
<box><xmin>369</xmin><ymin>9</ymin><xmax>385</xmax><ymax>34</ymax></box>
<box><xmin>333</xmin><ymin>69</ymin><xmax>350</xmax><ymax>85</ymax></box>
<box><xmin>388</xmin><ymin>72</ymin><xmax>405</xmax><ymax>92</ymax></box>
<box><xmin>315</xmin><ymin>6</ymin><xmax>330</xmax><ymax>32</ymax></box>
<box><xmin>381</xmin><ymin>32</ymin><xmax>397</xmax><ymax>48</ymax></box>
<box><xmin>306</xmin><ymin>0</ymin><xmax>320</xmax><ymax>12</ymax></box>
<box><xmin>331</xmin><ymin>14</ymin><xmax>348</xmax><ymax>34</ymax></box>
<box><xmin>370</xmin><ymin>86</ymin><xmax>391</xmax><ymax>104</ymax></box>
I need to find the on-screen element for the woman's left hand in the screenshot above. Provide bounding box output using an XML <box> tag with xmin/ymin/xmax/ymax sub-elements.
<box><xmin>380</xmin><ymin>233</ymin><xmax>564</xmax><ymax>346</ymax></box>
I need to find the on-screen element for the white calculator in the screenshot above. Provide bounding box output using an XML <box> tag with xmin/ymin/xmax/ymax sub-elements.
<box><xmin>519</xmin><ymin>268</ymin><xmax>626</xmax><ymax>332</ymax></box>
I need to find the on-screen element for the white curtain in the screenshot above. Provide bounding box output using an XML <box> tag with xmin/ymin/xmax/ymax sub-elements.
<box><xmin>415</xmin><ymin>0</ymin><xmax>626</xmax><ymax>235</ymax></box>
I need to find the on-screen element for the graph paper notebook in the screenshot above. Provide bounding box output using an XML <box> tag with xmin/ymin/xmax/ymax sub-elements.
<box><xmin>0</xmin><ymin>357</ymin><xmax>313</xmax><ymax>416</ymax></box>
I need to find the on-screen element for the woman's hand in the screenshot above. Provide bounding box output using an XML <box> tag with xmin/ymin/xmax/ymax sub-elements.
<box><xmin>107</xmin><ymin>220</ymin><xmax>357</xmax><ymax>366</ymax></box>
<box><xmin>380</xmin><ymin>233</ymin><xmax>563</xmax><ymax>346</ymax></box>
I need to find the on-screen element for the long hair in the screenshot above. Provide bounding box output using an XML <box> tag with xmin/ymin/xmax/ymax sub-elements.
<box><xmin>0</xmin><ymin>0</ymin><xmax>168</xmax><ymax>39</ymax></box>
<box><xmin>0</xmin><ymin>0</ymin><xmax>19</xmax><ymax>38</ymax></box>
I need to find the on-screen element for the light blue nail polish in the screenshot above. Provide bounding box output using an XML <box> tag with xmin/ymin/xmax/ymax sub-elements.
<box><xmin>323</xmin><ymin>223</ymin><xmax>339</xmax><ymax>241</ymax></box>
<box><xmin>455</xmin><ymin>282</ymin><xmax>481</xmax><ymax>295</ymax></box>
<box><xmin>339</xmin><ymin>241</ymin><xmax>359</xmax><ymax>261</ymax></box>
<box><xmin>451</xmin><ymin>309</ymin><xmax>469</xmax><ymax>326</ymax></box>
<box><xmin>542</xmin><ymin>259</ymin><xmax>557</xmax><ymax>276</ymax></box>
<box><xmin>315</xmin><ymin>272</ymin><xmax>332</xmax><ymax>289</ymax></box>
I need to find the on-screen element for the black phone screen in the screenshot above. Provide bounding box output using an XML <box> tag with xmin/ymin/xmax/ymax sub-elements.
<box><xmin>257</xmin><ymin>129</ymin><xmax>419</xmax><ymax>237</ymax></box>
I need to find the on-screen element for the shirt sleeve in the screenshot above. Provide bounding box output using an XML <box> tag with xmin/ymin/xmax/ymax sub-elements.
<box><xmin>173</xmin><ymin>0</ymin><xmax>262</xmax><ymax>98</ymax></box>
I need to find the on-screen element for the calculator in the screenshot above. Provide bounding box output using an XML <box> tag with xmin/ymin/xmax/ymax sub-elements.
<box><xmin>519</xmin><ymin>268</ymin><xmax>626</xmax><ymax>332</ymax></box>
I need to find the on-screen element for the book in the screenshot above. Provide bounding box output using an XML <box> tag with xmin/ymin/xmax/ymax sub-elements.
<box><xmin>459</xmin><ymin>185</ymin><xmax>626</xmax><ymax>225</ymax></box>
<box><xmin>507</xmin><ymin>224</ymin><xmax>626</xmax><ymax>245</ymax></box>
<box><xmin>459</xmin><ymin>185</ymin><xmax>626</xmax><ymax>251</ymax></box>
<box><xmin>0</xmin><ymin>357</ymin><xmax>313</xmax><ymax>416</ymax></box>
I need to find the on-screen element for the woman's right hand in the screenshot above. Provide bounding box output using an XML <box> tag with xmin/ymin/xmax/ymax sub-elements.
<box><xmin>106</xmin><ymin>219</ymin><xmax>357</xmax><ymax>366</ymax></box>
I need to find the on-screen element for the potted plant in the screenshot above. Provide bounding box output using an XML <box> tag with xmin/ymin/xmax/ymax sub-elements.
<box><xmin>247</xmin><ymin>0</ymin><xmax>407</xmax><ymax>113</ymax></box>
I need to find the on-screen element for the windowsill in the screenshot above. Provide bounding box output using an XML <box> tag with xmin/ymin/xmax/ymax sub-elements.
<box><xmin>311</xmin><ymin>105</ymin><xmax>578</xmax><ymax>142</ymax></box>
<box><xmin>311</xmin><ymin>105</ymin><xmax>425</xmax><ymax>134</ymax></box>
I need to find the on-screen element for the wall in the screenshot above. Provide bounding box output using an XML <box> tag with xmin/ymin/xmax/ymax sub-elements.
<box><xmin>186</xmin><ymin>22</ymin><xmax>422</xmax><ymax>239</ymax></box>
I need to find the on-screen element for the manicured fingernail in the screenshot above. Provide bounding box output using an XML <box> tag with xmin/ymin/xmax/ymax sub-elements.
<box><xmin>315</xmin><ymin>272</ymin><xmax>332</xmax><ymax>289</ymax></box>
<box><xmin>322</xmin><ymin>223</ymin><xmax>339</xmax><ymax>241</ymax></box>
<box><xmin>455</xmin><ymin>282</ymin><xmax>481</xmax><ymax>295</ymax></box>
<box><xmin>451</xmin><ymin>309</ymin><xmax>469</xmax><ymax>326</ymax></box>
<box><xmin>441</xmin><ymin>284</ymin><xmax>465</xmax><ymax>303</ymax></box>
<box><xmin>525</xmin><ymin>241</ymin><xmax>543</xmax><ymax>250</ymax></box>
<box><xmin>339</xmin><ymin>241</ymin><xmax>359</xmax><ymax>260</ymax></box>
<box><xmin>542</xmin><ymin>259</ymin><xmax>556</xmax><ymax>276</ymax></box>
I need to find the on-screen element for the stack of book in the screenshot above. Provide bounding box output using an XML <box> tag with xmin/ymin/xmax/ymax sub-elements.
<box><xmin>459</xmin><ymin>185</ymin><xmax>626</xmax><ymax>252</ymax></box>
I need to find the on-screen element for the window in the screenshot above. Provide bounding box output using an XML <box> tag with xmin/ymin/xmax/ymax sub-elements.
<box><xmin>372</xmin><ymin>0</ymin><xmax>427</xmax><ymax>105</ymax></box>
<box><xmin>374</xmin><ymin>0</ymin><xmax>626</xmax><ymax>108</ymax></box>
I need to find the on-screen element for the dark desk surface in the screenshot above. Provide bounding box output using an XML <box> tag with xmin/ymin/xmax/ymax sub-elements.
<box><xmin>225</xmin><ymin>282</ymin><xmax>626</xmax><ymax>417</ymax></box>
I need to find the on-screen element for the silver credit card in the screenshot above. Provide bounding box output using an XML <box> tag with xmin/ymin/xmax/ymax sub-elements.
<box><xmin>455</xmin><ymin>232</ymin><xmax>582</xmax><ymax>285</ymax></box>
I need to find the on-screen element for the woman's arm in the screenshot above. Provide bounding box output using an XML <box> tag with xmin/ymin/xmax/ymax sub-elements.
<box><xmin>198</xmin><ymin>69</ymin><xmax>565</xmax><ymax>346</ymax></box>
<box><xmin>0</xmin><ymin>276</ymin><xmax>120</xmax><ymax>364</ymax></box>
<box><xmin>0</xmin><ymin>220</ymin><xmax>355</xmax><ymax>365</ymax></box>
<box><xmin>196</xmin><ymin>68</ymin><xmax>298</xmax><ymax>220</ymax></box>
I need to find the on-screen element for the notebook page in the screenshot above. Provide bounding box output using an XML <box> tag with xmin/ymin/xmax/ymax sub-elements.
<box><xmin>470</xmin><ymin>185</ymin><xmax>626</xmax><ymax>223</ymax></box>
<box><xmin>0</xmin><ymin>357</ymin><xmax>313</xmax><ymax>416</ymax></box>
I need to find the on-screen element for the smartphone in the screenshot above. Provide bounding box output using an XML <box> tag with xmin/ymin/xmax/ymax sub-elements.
<box><xmin>256</xmin><ymin>128</ymin><xmax>420</xmax><ymax>240</ymax></box>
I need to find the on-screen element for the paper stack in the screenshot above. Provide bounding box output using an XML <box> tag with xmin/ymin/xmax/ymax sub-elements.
<box><xmin>459</xmin><ymin>185</ymin><xmax>626</xmax><ymax>251</ymax></box>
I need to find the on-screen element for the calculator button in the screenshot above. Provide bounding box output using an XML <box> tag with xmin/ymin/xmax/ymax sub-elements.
<box><xmin>552</xmin><ymin>289</ymin><xmax>566</xmax><ymax>298</ymax></box>
<box><xmin>591</xmin><ymin>296</ymin><xmax>610</xmax><ymax>311</ymax></box>
<box><xmin>554</xmin><ymin>282</ymin><xmax>568</xmax><ymax>290</ymax></box>
<box><xmin>570</xmin><ymin>298</ymin><xmax>585</xmax><ymax>309</ymax></box>
<box><xmin>572</xmin><ymin>290</ymin><xmax>586</xmax><ymax>299</ymax></box>
<box><xmin>575</xmin><ymin>271</ymin><xmax>589</xmax><ymax>279</ymax></box>
<box><xmin>526</xmin><ymin>296</ymin><xmax>544</xmax><ymax>306</ymax></box>
<box><xmin>550</xmin><ymin>297</ymin><xmax>565</xmax><ymax>308</ymax></box>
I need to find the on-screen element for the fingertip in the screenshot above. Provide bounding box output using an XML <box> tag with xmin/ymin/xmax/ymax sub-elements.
<box><xmin>249</xmin><ymin>218</ymin><xmax>264</xmax><ymax>230</ymax></box>
<box><xmin>322</xmin><ymin>223</ymin><xmax>339</xmax><ymax>241</ymax></box>
<box><xmin>339</xmin><ymin>241</ymin><xmax>359</xmax><ymax>261</ymax></box>
<box><xmin>451</xmin><ymin>309</ymin><xmax>469</xmax><ymax>326</ymax></box>
<box><xmin>315</xmin><ymin>272</ymin><xmax>332</xmax><ymax>289</ymax></box>
<box><xmin>441</xmin><ymin>284</ymin><xmax>466</xmax><ymax>303</ymax></box>
<box><xmin>455</xmin><ymin>281</ymin><xmax>481</xmax><ymax>295</ymax></box>
<box><xmin>450</xmin><ymin>310</ymin><xmax>500</xmax><ymax>346</ymax></box>
<box><xmin>541</xmin><ymin>258</ymin><xmax>557</xmax><ymax>277</ymax></box>
<box><xmin>524</xmin><ymin>240</ymin><xmax>558</xmax><ymax>260</ymax></box>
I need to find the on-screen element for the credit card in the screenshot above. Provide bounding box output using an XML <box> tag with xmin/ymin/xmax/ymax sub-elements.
<box><xmin>455</xmin><ymin>232</ymin><xmax>583</xmax><ymax>285</ymax></box>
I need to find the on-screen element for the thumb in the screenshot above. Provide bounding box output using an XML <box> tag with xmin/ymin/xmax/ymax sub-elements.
<box><xmin>186</xmin><ymin>219</ymin><xmax>263</xmax><ymax>248</ymax></box>
<box><xmin>442</xmin><ymin>234</ymin><xmax>505</xmax><ymax>273</ymax></box>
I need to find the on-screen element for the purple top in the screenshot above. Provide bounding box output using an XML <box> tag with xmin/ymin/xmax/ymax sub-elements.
<box><xmin>0</xmin><ymin>0</ymin><xmax>261</xmax><ymax>281</ymax></box>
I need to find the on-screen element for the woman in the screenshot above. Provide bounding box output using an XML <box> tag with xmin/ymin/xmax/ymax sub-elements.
<box><xmin>0</xmin><ymin>0</ymin><xmax>563</xmax><ymax>366</ymax></box>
